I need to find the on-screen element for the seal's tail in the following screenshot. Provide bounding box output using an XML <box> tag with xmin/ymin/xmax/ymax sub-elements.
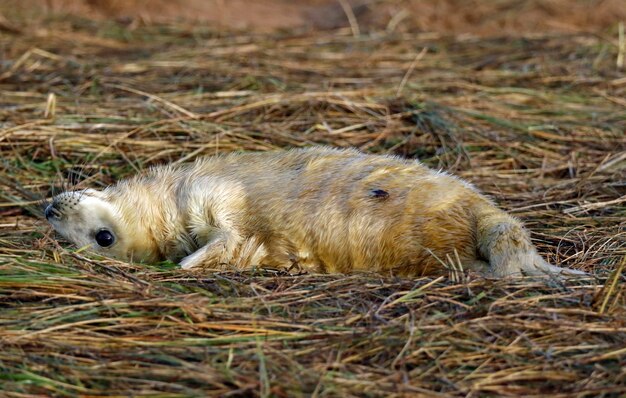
<box><xmin>473</xmin><ymin>200</ymin><xmax>586</xmax><ymax>278</ymax></box>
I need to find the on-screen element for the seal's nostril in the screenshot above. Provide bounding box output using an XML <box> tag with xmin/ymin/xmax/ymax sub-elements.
<box><xmin>45</xmin><ymin>204</ymin><xmax>62</xmax><ymax>220</ymax></box>
<box><xmin>45</xmin><ymin>205</ymin><xmax>53</xmax><ymax>219</ymax></box>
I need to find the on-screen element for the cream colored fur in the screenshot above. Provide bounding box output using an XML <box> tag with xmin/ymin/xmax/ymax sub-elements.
<box><xmin>46</xmin><ymin>147</ymin><xmax>586</xmax><ymax>278</ymax></box>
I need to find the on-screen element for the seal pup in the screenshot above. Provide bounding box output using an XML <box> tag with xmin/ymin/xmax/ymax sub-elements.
<box><xmin>45</xmin><ymin>147</ymin><xmax>585</xmax><ymax>278</ymax></box>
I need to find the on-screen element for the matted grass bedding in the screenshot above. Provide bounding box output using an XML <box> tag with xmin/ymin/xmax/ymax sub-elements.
<box><xmin>0</xmin><ymin>12</ymin><xmax>625</xmax><ymax>397</ymax></box>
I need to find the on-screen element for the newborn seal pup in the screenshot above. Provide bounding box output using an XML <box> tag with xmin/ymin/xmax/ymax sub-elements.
<box><xmin>45</xmin><ymin>147</ymin><xmax>585</xmax><ymax>278</ymax></box>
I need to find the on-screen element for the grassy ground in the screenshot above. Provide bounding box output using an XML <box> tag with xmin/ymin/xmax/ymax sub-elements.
<box><xmin>1</xmin><ymin>10</ymin><xmax>625</xmax><ymax>398</ymax></box>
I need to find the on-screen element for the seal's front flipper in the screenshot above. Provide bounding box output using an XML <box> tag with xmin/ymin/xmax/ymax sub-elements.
<box><xmin>179</xmin><ymin>233</ymin><xmax>233</xmax><ymax>270</ymax></box>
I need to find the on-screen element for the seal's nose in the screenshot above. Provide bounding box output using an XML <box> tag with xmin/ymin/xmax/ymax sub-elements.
<box><xmin>45</xmin><ymin>204</ymin><xmax>60</xmax><ymax>220</ymax></box>
<box><xmin>45</xmin><ymin>204</ymin><xmax>54</xmax><ymax>219</ymax></box>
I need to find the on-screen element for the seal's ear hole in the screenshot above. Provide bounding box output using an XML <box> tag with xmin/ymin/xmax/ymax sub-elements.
<box><xmin>95</xmin><ymin>229</ymin><xmax>115</xmax><ymax>247</ymax></box>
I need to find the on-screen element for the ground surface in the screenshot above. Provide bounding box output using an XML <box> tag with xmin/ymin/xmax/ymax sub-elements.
<box><xmin>0</xmin><ymin>1</ymin><xmax>625</xmax><ymax>397</ymax></box>
<box><xmin>4</xmin><ymin>0</ymin><xmax>626</xmax><ymax>34</ymax></box>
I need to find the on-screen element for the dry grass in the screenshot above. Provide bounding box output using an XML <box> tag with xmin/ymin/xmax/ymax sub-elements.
<box><xmin>1</xmin><ymin>8</ymin><xmax>625</xmax><ymax>397</ymax></box>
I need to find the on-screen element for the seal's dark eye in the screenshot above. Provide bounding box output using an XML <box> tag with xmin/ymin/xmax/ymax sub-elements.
<box><xmin>95</xmin><ymin>230</ymin><xmax>115</xmax><ymax>247</ymax></box>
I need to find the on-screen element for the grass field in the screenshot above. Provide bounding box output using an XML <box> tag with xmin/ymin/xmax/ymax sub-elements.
<box><xmin>1</xmin><ymin>4</ymin><xmax>625</xmax><ymax>397</ymax></box>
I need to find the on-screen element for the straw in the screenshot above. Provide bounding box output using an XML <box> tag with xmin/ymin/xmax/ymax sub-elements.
<box><xmin>0</xmin><ymin>7</ymin><xmax>624</xmax><ymax>397</ymax></box>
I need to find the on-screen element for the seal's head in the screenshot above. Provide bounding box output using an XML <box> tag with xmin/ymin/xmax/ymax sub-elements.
<box><xmin>45</xmin><ymin>188</ymin><xmax>161</xmax><ymax>262</ymax></box>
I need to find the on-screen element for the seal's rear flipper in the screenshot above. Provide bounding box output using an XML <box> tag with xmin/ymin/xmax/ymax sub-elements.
<box><xmin>474</xmin><ymin>200</ymin><xmax>587</xmax><ymax>278</ymax></box>
<box><xmin>524</xmin><ymin>253</ymin><xmax>588</xmax><ymax>277</ymax></box>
